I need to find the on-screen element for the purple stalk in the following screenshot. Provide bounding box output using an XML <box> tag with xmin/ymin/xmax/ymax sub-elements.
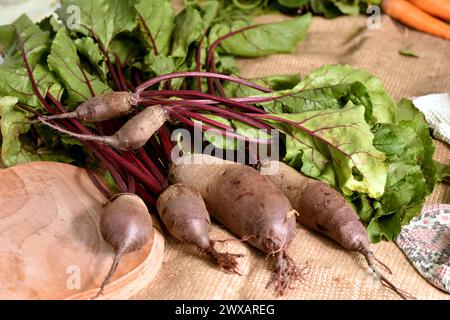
<box><xmin>135</xmin><ymin>71</ymin><xmax>272</xmax><ymax>95</ymax></box>
<box><xmin>78</xmin><ymin>63</ymin><xmax>96</xmax><ymax>97</ymax></box>
<box><xmin>101</xmin><ymin>52</ymin><xmax>121</xmax><ymax>90</ymax></box>
<box><xmin>100</xmin><ymin>155</ymin><xmax>128</xmax><ymax>193</ymax></box>
<box><xmin>87</xmin><ymin>169</ymin><xmax>112</xmax><ymax>199</ymax></box>
<box><xmin>137</xmin><ymin>149</ymin><xmax>166</xmax><ymax>186</ymax></box>
<box><xmin>112</xmin><ymin>58</ymin><xmax>135</xmax><ymax>194</ymax></box>
<box><xmin>154</xmin><ymin>98</ymin><xmax>270</xmax><ymax>129</ymax></box>
<box><xmin>15</xmin><ymin>30</ymin><xmax>49</xmax><ymax>108</ymax></box>
<box><xmin>135</xmin><ymin>183</ymin><xmax>157</xmax><ymax>206</ymax></box>
<box><xmin>177</xmin><ymin>109</ymin><xmax>234</xmax><ymax>130</ymax></box>
<box><xmin>125</xmin><ymin>80</ymin><xmax>136</xmax><ymax>91</ymax></box>
<box><xmin>102</xmin><ymin>147</ymin><xmax>163</xmax><ymax>194</ymax></box>
<box><xmin>138</xmin><ymin>90</ymin><xmax>265</xmax><ymax>113</ymax></box>
<box><xmin>153</xmin><ymin>95</ymin><xmax>288</xmax><ymax>106</ymax></box>
<box><xmin>78</xmin><ymin>24</ymin><xmax>121</xmax><ymax>91</ymax></box>
<box><xmin>148</xmin><ymin>135</ymin><xmax>169</xmax><ymax>165</ymax></box>
<box><xmin>133</xmin><ymin>68</ymin><xmax>143</xmax><ymax>86</ymax></box>
<box><xmin>94</xmin><ymin>150</ymin><xmax>128</xmax><ymax>192</ymax></box>
<box><xmin>206</xmin><ymin>25</ymin><xmax>258</xmax><ymax>95</ymax></box>
<box><xmin>115</xmin><ymin>55</ymin><xmax>129</xmax><ymax>91</ymax></box>
<box><xmin>158</xmin><ymin>125</ymin><xmax>174</xmax><ymax>162</ymax></box>
<box><xmin>169</xmin><ymin>112</ymin><xmax>271</xmax><ymax>145</ymax></box>
<box><xmin>196</xmin><ymin>33</ymin><xmax>206</xmax><ymax>92</ymax></box>
<box><xmin>128</xmin><ymin>174</ymin><xmax>136</xmax><ymax>193</ymax></box>
<box><xmin>207</xmin><ymin>55</ymin><xmax>225</xmax><ymax>97</ymax></box>
<box><xmin>126</xmin><ymin>152</ymin><xmax>161</xmax><ymax>188</ymax></box>
<box><xmin>91</xmin><ymin>36</ymin><xmax>121</xmax><ymax>90</ymax></box>
<box><xmin>224</xmin><ymin>85</ymin><xmax>344</xmax><ymax>105</ymax></box>
<box><xmin>206</xmin><ymin>24</ymin><xmax>258</xmax><ymax>69</ymax></box>
<box><xmin>137</xmin><ymin>13</ymin><xmax>159</xmax><ymax>56</ymax></box>
<box><xmin>232</xmin><ymin>96</ymin><xmax>279</xmax><ymax>103</ymax></box>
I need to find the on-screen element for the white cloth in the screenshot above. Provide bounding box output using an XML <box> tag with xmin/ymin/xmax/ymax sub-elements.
<box><xmin>0</xmin><ymin>0</ymin><xmax>58</xmax><ymax>25</ymax></box>
<box><xmin>413</xmin><ymin>93</ymin><xmax>450</xmax><ymax>145</ymax></box>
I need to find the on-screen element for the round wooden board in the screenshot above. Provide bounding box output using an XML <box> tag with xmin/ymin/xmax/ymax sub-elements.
<box><xmin>0</xmin><ymin>161</ymin><xmax>164</xmax><ymax>300</ymax></box>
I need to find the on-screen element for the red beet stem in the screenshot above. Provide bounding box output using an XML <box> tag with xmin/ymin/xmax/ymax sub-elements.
<box><xmin>135</xmin><ymin>71</ymin><xmax>271</xmax><ymax>95</ymax></box>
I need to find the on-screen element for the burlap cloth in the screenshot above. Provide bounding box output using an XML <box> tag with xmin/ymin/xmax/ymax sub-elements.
<box><xmin>0</xmin><ymin>14</ymin><xmax>448</xmax><ymax>300</ymax></box>
<box><xmin>134</xmin><ymin>15</ymin><xmax>450</xmax><ymax>300</ymax></box>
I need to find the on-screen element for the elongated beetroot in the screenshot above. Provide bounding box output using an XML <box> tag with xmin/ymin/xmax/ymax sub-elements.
<box><xmin>157</xmin><ymin>183</ymin><xmax>242</xmax><ymax>273</ymax></box>
<box><xmin>263</xmin><ymin>160</ymin><xmax>414</xmax><ymax>300</ymax></box>
<box><xmin>39</xmin><ymin>105</ymin><xmax>167</xmax><ymax>151</ymax></box>
<box><xmin>169</xmin><ymin>154</ymin><xmax>301</xmax><ymax>295</ymax></box>
<box><xmin>96</xmin><ymin>193</ymin><xmax>153</xmax><ymax>298</ymax></box>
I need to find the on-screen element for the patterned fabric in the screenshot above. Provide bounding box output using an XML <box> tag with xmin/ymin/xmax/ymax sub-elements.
<box><xmin>396</xmin><ymin>205</ymin><xmax>450</xmax><ymax>293</ymax></box>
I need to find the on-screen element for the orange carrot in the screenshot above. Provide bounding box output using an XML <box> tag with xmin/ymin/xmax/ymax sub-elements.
<box><xmin>382</xmin><ymin>0</ymin><xmax>450</xmax><ymax>40</ymax></box>
<box><xmin>408</xmin><ymin>0</ymin><xmax>450</xmax><ymax>22</ymax></box>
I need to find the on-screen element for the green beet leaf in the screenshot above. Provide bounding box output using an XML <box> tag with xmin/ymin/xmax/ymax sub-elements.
<box><xmin>172</xmin><ymin>1</ymin><xmax>219</xmax><ymax>62</ymax></box>
<box><xmin>363</xmin><ymin>99</ymin><xmax>438</xmax><ymax>242</ymax></box>
<box><xmin>259</xmin><ymin>81</ymin><xmax>373</xmax><ymax>120</ymax></box>
<box><xmin>193</xmin><ymin>115</ymin><xmax>272</xmax><ymax>151</ymax></box>
<box><xmin>57</xmin><ymin>0</ymin><xmax>137</xmax><ymax>50</ymax></box>
<box><xmin>0</xmin><ymin>96</ymin><xmax>74</xmax><ymax>167</ymax></box>
<box><xmin>209</xmin><ymin>14</ymin><xmax>312</xmax><ymax>58</ymax></box>
<box><xmin>0</xmin><ymin>14</ymin><xmax>63</xmax><ymax>110</ymax></box>
<box><xmin>145</xmin><ymin>55</ymin><xmax>176</xmax><ymax>76</ymax></box>
<box><xmin>223</xmin><ymin>73</ymin><xmax>301</xmax><ymax>97</ymax></box>
<box><xmin>48</xmin><ymin>27</ymin><xmax>111</xmax><ymax>107</ymax></box>
<box><xmin>267</xmin><ymin>102</ymin><xmax>387</xmax><ymax>198</ymax></box>
<box><xmin>38</xmin><ymin>15</ymin><xmax>62</xmax><ymax>37</ymax></box>
<box><xmin>294</xmin><ymin>64</ymin><xmax>396</xmax><ymax>124</ymax></box>
<box><xmin>278</xmin><ymin>0</ymin><xmax>310</xmax><ymax>8</ymax></box>
<box><xmin>75</xmin><ymin>37</ymin><xmax>108</xmax><ymax>80</ymax></box>
<box><xmin>396</xmin><ymin>99</ymin><xmax>436</xmax><ymax>192</ymax></box>
<box><xmin>193</xmin><ymin>115</ymin><xmax>237</xmax><ymax>151</ymax></box>
<box><xmin>135</xmin><ymin>0</ymin><xmax>175</xmax><ymax>56</ymax></box>
<box><xmin>436</xmin><ymin>162</ymin><xmax>450</xmax><ymax>184</ymax></box>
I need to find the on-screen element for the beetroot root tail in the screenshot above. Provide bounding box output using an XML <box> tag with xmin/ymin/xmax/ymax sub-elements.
<box><xmin>270</xmin><ymin>251</ymin><xmax>303</xmax><ymax>296</ymax></box>
<box><xmin>93</xmin><ymin>252</ymin><xmax>123</xmax><ymax>299</ymax></box>
<box><xmin>362</xmin><ymin>250</ymin><xmax>415</xmax><ymax>300</ymax></box>
<box><xmin>373</xmin><ymin>255</ymin><xmax>393</xmax><ymax>275</ymax></box>
<box><xmin>361</xmin><ymin>248</ymin><xmax>393</xmax><ymax>275</ymax></box>
<box><xmin>35</xmin><ymin>111</ymin><xmax>78</xmax><ymax>122</ymax></box>
<box><xmin>38</xmin><ymin>118</ymin><xmax>116</xmax><ymax>146</ymax></box>
<box><xmin>205</xmin><ymin>245</ymin><xmax>244</xmax><ymax>275</ymax></box>
<box><xmin>378</xmin><ymin>272</ymin><xmax>416</xmax><ymax>300</ymax></box>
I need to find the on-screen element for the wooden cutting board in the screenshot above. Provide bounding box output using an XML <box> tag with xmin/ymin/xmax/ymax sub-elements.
<box><xmin>0</xmin><ymin>161</ymin><xmax>164</xmax><ymax>300</ymax></box>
